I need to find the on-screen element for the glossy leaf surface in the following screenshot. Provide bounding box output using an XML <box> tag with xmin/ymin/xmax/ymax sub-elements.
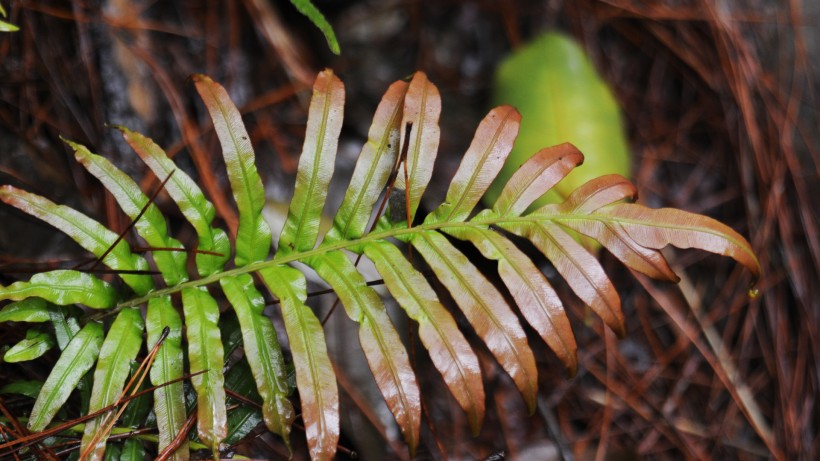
<box><xmin>0</xmin><ymin>270</ymin><xmax>117</xmax><ymax>309</ymax></box>
<box><xmin>431</xmin><ymin>105</ymin><xmax>520</xmax><ymax>223</ymax></box>
<box><xmin>279</xmin><ymin>69</ymin><xmax>345</xmax><ymax>254</ymax></box>
<box><xmin>4</xmin><ymin>329</ymin><xmax>54</xmax><ymax>363</ymax></box>
<box><xmin>392</xmin><ymin>71</ymin><xmax>441</xmax><ymax>223</ymax></box>
<box><xmin>70</xmin><ymin>140</ymin><xmax>188</xmax><ymax>285</ymax></box>
<box><xmin>28</xmin><ymin>322</ymin><xmax>103</xmax><ymax>431</ymax></box>
<box><xmin>117</xmin><ymin>126</ymin><xmax>230</xmax><ymax>276</ymax></box>
<box><xmin>411</xmin><ymin>230</ymin><xmax>538</xmax><ymax>410</ymax></box>
<box><xmin>0</xmin><ymin>298</ymin><xmax>50</xmax><ymax>323</ymax></box>
<box><xmin>81</xmin><ymin>308</ymin><xmax>144</xmax><ymax>460</ymax></box>
<box><xmin>308</xmin><ymin>250</ymin><xmax>421</xmax><ymax>449</ymax></box>
<box><xmin>259</xmin><ymin>266</ymin><xmax>338</xmax><ymax>461</ymax></box>
<box><xmin>0</xmin><ymin>71</ymin><xmax>762</xmax><ymax>461</ymax></box>
<box><xmin>363</xmin><ymin>240</ymin><xmax>485</xmax><ymax>432</ymax></box>
<box><xmin>491</xmin><ymin>143</ymin><xmax>584</xmax><ymax>217</ymax></box>
<box><xmin>194</xmin><ymin>74</ymin><xmax>272</xmax><ymax>266</ymax></box>
<box><xmin>224</xmin><ymin>358</ymin><xmax>264</xmax><ymax>445</ymax></box>
<box><xmin>449</xmin><ymin>226</ymin><xmax>578</xmax><ymax>374</ymax></box>
<box><xmin>508</xmin><ymin>220</ymin><xmax>625</xmax><ymax>338</ymax></box>
<box><xmin>0</xmin><ymin>186</ymin><xmax>152</xmax><ymax>295</ymax></box>
<box><xmin>181</xmin><ymin>287</ymin><xmax>227</xmax><ymax>452</ymax></box>
<box><xmin>326</xmin><ymin>80</ymin><xmax>408</xmax><ymax>242</ymax></box>
<box><xmin>220</xmin><ymin>274</ymin><xmax>294</xmax><ymax>440</ymax></box>
<box><xmin>146</xmin><ymin>295</ymin><xmax>188</xmax><ymax>461</ymax></box>
<box><xmin>48</xmin><ymin>305</ymin><xmax>81</xmax><ymax>350</ymax></box>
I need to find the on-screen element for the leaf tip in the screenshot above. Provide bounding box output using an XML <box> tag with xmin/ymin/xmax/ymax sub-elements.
<box><xmin>190</xmin><ymin>73</ymin><xmax>210</xmax><ymax>84</ymax></box>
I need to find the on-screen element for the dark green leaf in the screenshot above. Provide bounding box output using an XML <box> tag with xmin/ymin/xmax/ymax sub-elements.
<box><xmin>101</xmin><ymin>442</ymin><xmax>121</xmax><ymax>461</ymax></box>
<box><xmin>220</xmin><ymin>311</ymin><xmax>244</xmax><ymax>359</ymax></box>
<box><xmin>120</xmin><ymin>363</ymin><xmax>152</xmax><ymax>429</ymax></box>
<box><xmin>224</xmin><ymin>358</ymin><xmax>263</xmax><ymax>445</ymax></box>
<box><xmin>0</xmin><ymin>380</ymin><xmax>43</xmax><ymax>398</ymax></box>
<box><xmin>120</xmin><ymin>439</ymin><xmax>146</xmax><ymax>461</ymax></box>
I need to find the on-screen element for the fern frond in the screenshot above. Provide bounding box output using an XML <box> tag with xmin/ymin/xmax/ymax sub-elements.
<box><xmin>0</xmin><ymin>69</ymin><xmax>760</xmax><ymax>461</ymax></box>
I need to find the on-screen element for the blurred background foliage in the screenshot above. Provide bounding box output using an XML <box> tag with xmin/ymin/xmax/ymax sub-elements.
<box><xmin>0</xmin><ymin>0</ymin><xmax>816</xmax><ymax>459</ymax></box>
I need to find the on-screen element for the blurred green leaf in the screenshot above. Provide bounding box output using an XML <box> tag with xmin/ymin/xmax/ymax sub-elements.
<box><xmin>224</xmin><ymin>358</ymin><xmax>263</xmax><ymax>445</ymax></box>
<box><xmin>0</xmin><ymin>20</ymin><xmax>18</xmax><ymax>32</ymax></box>
<box><xmin>289</xmin><ymin>0</ymin><xmax>340</xmax><ymax>55</ymax></box>
<box><xmin>120</xmin><ymin>439</ymin><xmax>146</xmax><ymax>461</ymax></box>
<box><xmin>0</xmin><ymin>380</ymin><xmax>43</xmax><ymax>398</ymax></box>
<box><xmin>486</xmin><ymin>32</ymin><xmax>631</xmax><ymax>208</ymax></box>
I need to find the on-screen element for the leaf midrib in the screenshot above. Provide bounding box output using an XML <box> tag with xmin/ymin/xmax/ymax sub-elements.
<box><xmin>292</xmin><ymin>77</ymin><xmax>335</xmax><ymax>251</ymax></box>
<box><xmin>207</xmin><ymin>84</ymin><xmax>263</xmax><ymax>260</ymax></box>
<box><xmin>367</xmin><ymin>242</ymin><xmax>477</xmax><ymax>416</ymax></box>
<box><xmin>443</xmin><ymin>109</ymin><xmax>514</xmax><ymax>222</ymax></box>
<box><xmin>475</xmin><ymin>228</ymin><xmax>574</xmax><ymax>362</ymax></box>
<box><xmin>118</xmin><ymin>211</ymin><xmax>752</xmax><ymax>309</ymax></box>
<box><xmin>416</xmin><ymin>231</ymin><xmax>533</xmax><ymax>396</ymax></box>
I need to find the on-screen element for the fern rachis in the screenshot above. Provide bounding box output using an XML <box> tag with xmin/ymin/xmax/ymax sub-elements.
<box><xmin>0</xmin><ymin>70</ymin><xmax>760</xmax><ymax>461</ymax></box>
